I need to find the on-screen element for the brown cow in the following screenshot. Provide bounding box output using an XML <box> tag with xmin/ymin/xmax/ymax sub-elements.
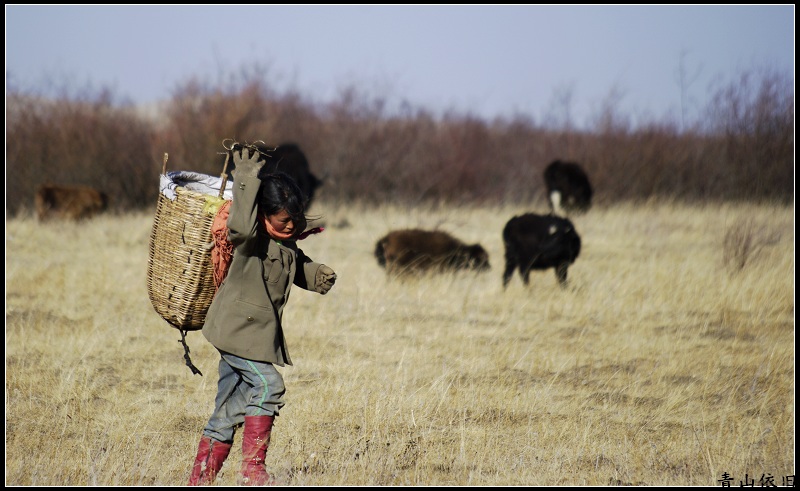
<box><xmin>35</xmin><ymin>184</ymin><xmax>109</xmax><ymax>221</ymax></box>
<box><xmin>374</xmin><ymin>229</ymin><xmax>490</xmax><ymax>276</ymax></box>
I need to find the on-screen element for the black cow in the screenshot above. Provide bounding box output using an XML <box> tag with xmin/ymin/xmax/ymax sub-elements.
<box><xmin>502</xmin><ymin>213</ymin><xmax>581</xmax><ymax>289</ymax></box>
<box><xmin>543</xmin><ymin>160</ymin><xmax>593</xmax><ymax>215</ymax></box>
<box><xmin>227</xmin><ymin>142</ymin><xmax>323</xmax><ymax>208</ymax></box>
<box><xmin>375</xmin><ymin>229</ymin><xmax>490</xmax><ymax>276</ymax></box>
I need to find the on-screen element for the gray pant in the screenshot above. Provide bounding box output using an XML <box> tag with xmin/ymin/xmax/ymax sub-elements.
<box><xmin>202</xmin><ymin>350</ymin><xmax>286</xmax><ymax>443</ymax></box>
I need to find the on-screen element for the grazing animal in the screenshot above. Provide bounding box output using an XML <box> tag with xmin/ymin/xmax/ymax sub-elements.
<box><xmin>35</xmin><ymin>184</ymin><xmax>109</xmax><ymax>221</ymax></box>
<box><xmin>543</xmin><ymin>160</ymin><xmax>593</xmax><ymax>215</ymax></box>
<box><xmin>228</xmin><ymin>142</ymin><xmax>323</xmax><ymax>208</ymax></box>
<box><xmin>502</xmin><ymin>213</ymin><xmax>581</xmax><ymax>289</ymax></box>
<box><xmin>375</xmin><ymin>229</ymin><xmax>490</xmax><ymax>276</ymax></box>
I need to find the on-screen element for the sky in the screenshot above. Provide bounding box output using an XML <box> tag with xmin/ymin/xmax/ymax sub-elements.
<box><xmin>5</xmin><ymin>5</ymin><xmax>795</xmax><ymax>128</ymax></box>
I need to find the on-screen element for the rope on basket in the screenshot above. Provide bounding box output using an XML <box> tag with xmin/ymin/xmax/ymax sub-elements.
<box><xmin>179</xmin><ymin>329</ymin><xmax>203</xmax><ymax>376</ymax></box>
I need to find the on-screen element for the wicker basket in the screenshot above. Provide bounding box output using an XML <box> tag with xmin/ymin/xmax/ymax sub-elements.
<box><xmin>147</xmin><ymin>155</ymin><xmax>232</xmax><ymax>331</ymax></box>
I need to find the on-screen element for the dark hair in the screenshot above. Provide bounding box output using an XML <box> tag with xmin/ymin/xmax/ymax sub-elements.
<box><xmin>258</xmin><ymin>171</ymin><xmax>308</xmax><ymax>237</ymax></box>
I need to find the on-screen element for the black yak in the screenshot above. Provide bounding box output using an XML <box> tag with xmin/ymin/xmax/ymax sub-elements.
<box><xmin>543</xmin><ymin>160</ymin><xmax>593</xmax><ymax>215</ymax></box>
<box><xmin>502</xmin><ymin>213</ymin><xmax>581</xmax><ymax>289</ymax></box>
<box><xmin>228</xmin><ymin>142</ymin><xmax>323</xmax><ymax>208</ymax></box>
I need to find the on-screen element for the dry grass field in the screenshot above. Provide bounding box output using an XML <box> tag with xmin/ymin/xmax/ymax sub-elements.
<box><xmin>5</xmin><ymin>200</ymin><xmax>794</xmax><ymax>486</ymax></box>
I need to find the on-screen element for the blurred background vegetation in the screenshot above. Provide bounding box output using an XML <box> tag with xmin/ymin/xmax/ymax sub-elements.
<box><xmin>5</xmin><ymin>61</ymin><xmax>794</xmax><ymax>216</ymax></box>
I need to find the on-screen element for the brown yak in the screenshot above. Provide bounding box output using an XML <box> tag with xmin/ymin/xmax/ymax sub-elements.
<box><xmin>35</xmin><ymin>184</ymin><xmax>109</xmax><ymax>221</ymax></box>
<box><xmin>374</xmin><ymin>229</ymin><xmax>490</xmax><ymax>276</ymax></box>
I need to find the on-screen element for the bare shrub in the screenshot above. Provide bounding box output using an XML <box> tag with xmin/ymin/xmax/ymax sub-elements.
<box><xmin>722</xmin><ymin>218</ymin><xmax>781</xmax><ymax>273</ymax></box>
<box><xmin>703</xmin><ymin>66</ymin><xmax>794</xmax><ymax>201</ymax></box>
<box><xmin>6</xmin><ymin>89</ymin><xmax>155</xmax><ymax>215</ymax></box>
<box><xmin>5</xmin><ymin>62</ymin><xmax>793</xmax><ymax>218</ymax></box>
<box><xmin>155</xmin><ymin>77</ymin><xmax>273</xmax><ymax>176</ymax></box>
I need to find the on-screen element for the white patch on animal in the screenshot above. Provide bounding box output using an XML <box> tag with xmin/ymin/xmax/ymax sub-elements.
<box><xmin>549</xmin><ymin>190</ymin><xmax>564</xmax><ymax>216</ymax></box>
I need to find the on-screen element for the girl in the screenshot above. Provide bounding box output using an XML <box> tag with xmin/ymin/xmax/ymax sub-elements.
<box><xmin>188</xmin><ymin>146</ymin><xmax>336</xmax><ymax>486</ymax></box>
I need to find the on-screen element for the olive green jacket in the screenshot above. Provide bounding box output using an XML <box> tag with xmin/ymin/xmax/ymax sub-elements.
<box><xmin>202</xmin><ymin>175</ymin><xmax>326</xmax><ymax>366</ymax></box>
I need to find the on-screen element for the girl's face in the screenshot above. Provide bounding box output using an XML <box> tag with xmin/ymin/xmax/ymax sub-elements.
<box><xmin>266</xmin><ymin>209</ymin><xmax>294</xmax><ymax>237</ymax></box>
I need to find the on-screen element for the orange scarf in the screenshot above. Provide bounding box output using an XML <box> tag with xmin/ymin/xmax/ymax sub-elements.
<box><xmin>260</xmin><ymin>213</ymin><xmax>295</xmax><ymax>241</ymax></box>
<box><xmin>259</xmin><ymin>212</ymin><xmax>324</xmax><ymax>241</ymax></box>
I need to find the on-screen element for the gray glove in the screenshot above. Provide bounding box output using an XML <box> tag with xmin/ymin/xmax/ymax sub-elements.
<box><xmin>232</xmin><ymin>147</ymin><xmax>264</xmax><ymax>179</ymax></box>
<box><xmin>315</xmin><ymin>265</ymin><xmax>337</xmax><ymax>294</ymax></box>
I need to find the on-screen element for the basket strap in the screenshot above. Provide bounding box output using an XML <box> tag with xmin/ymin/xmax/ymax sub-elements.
<box><xmin>179</xmin><ymin>329</ymin><xmax>203</xmax><ymax>376</ymax></box>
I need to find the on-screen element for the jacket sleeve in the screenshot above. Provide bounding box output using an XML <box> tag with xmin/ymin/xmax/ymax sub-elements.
<box><xmin>226</xmin><ymin>176</ymin><xmax>262</xmax><ymax>255</ymax></box>
<box><xmin>292</xmin><ymin>247</ymin><xmax>323</xmax><ymax>291</ymax></box>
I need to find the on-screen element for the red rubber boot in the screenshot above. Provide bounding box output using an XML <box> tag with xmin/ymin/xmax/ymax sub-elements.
<box><xmin>239</xmin><ymin>415</ymin><xmax>279</xmax><ymax>485</ymax></box>
<box><xmin>188</xmin><ymin>436</ymin><xmax>232</xmax><ymax>486</ymax></box>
